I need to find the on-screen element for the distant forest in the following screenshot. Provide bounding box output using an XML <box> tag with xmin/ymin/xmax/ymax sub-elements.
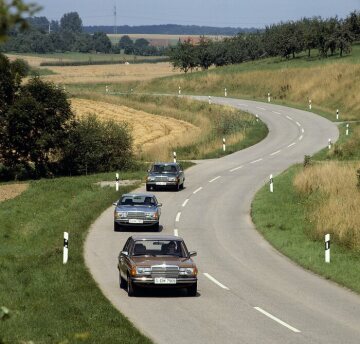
<box><xmin>83</xmin><ymin>24</ymin><xmax>257</xmax><ymax>36</ymax></box>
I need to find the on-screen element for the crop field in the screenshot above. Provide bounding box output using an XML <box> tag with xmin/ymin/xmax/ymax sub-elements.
<box><xmin>70</xmin><ymin>98</ymin><xmax>201</xmax><ymax>160</ymax></box>
<box><xmin>0</xmin><ymin>183</ymin><xmax>28</xmax><ymax>202</ymax></box>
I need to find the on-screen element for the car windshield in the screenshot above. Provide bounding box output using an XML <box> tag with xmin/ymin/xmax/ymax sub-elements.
<box><xmin>132</xmin><ymin>240</ymin><xmax>187</xmax><ymax>257</ymax></box>
<box><xmin>120</xmin><ymin>196</ymin><xmax>156</xmax><ymax>206</ymax></box>
<box><xmin>150</xmin><ymin>164</ymin><xmax>177</xmax><ymax>174</ymax></box>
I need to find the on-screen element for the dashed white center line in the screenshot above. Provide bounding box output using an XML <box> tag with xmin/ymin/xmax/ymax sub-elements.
<box><xmin>193</xmin><ymin>187</ymin><xmax>203</xmax><ymax>194</ymax></box>
<box><xmin>301</xmin><ymin>128</ymin><xmax>304</xmax><ymax>133</ymax></box>
<box><xmin>230</xmin><ymin>165</ymin><xmax>243</xmax><ymax>172</ymax></box>
<box><xmin>174</xmin><ymin>229</ymin><xmax>179</xmax><ymax>237</ymax></box>
<box><xmin>299</xmin><ymin>135</ymin><xmax>303</xmax><ymax>141</ymax></box>
<box><xmin>286</xmin><ymin>116</ymin><xmax>293</xmax><ymax>120</ymax></box>
<box><xmin>238</xmin><ymin>103</ymin><xmax>248</xmax><ymax>107</ymax></box>
<box><xmin>270</xmin><ymin>150</ymin><xmax>281</xmax><ymax>156</ymax></box>
<box><xmin>251</xmin><ymin>158</ymin><xmax>263</xmax><ymax>164</ymax></box>
<box><xmin>203</xmin><ymin>273</ymin><xmax>230</xmax><ymax>290</ymax></box>
<box><xmin>175</xmin><ymin>212</ymin><xmax>181</xmax><ymax>222</ymax></box>
<box><xmin>256</xmin><ymin>106</ymin><xmax>266</xmax><ymax>110</ymax></box>
<box><xmin>296</xmin><ymin>121</ymin><xmax>301</xmax><ymax>127</ymax></box>
<box><xmin>288</xmin><ymin>142</ymin><xmax>296</xmax><ymax>148</ymax></box>
<box><xmin>254</xmin><ymin>307</ymin><xmax>301</xmax><ymax>333</ymax></box>
<box><xmin>272</xmin><ymin>111</ymin><xmax>281</xmax><ymax>115</ymax></box>
<box><xmin>209</xmin><ymin>176</ymin><xmax>221</xmax><ymax>183</ymax></box>
<box><xmin>182</xmin><ymin>199</ymin><xmax>189</xmax><ymax>207</ymax></box>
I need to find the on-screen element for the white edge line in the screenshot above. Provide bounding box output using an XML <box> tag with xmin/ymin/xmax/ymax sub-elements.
<box><xmin>182</xmin><ymin>199</ymin><xmax>189</xmax><ymax>207</ymax></box>
<box><xmin>270</xmin><ymin>150</ymin><xmax>281</xmax><ymax>156</ymax></box>
<box><xmin>254</xmin><ymin>307</ymin><xmax>301</xmax><ymax>333</ymax></box>
<box><xmin>230</xmin><ymin>166</ymin><xmax>243</xmax><ymax>172</ymax></box>
<box><xmin>174</xmin><ymin>229</ymin><xmax>179</xmax><ymax>237</ymax></box>
<box><xmin>251</xmin><ymin>158</ymin><xmax>263</xmax><ymax>164</ymax></box>
<box><xmin>299</xmin><ymin>135</ymin><xmax>303</xmax><ymax>141</ymax></box>
<box><xmin>301</xmin><ymin>128</ymin><xmax>304</xmax><ymax>133</ymax></box>
<box><xmin>286</xmin><ymin>116</ymin><xmax>293</xmax><ymax>120</ymax></box>
<box><xmin>193</xmin><ymin>187</ymin><xmax>203</xmax><ymax>194</ymax></box>
<box><xmin>175</xmin><ymin>212</ymin><xmax>181</xmax><ymax>222</ymax></box>
<box><xmin>209</xmin><ymin>176</ymin><xmax>221</xmax><ymax>183</ymax></box>
<box><xmin>296</xmin><ymin>121</ymin><xmax>301</xmax><ymax>127</ymax></box>
<box><xmin>288</xmin><ymin>142</ymin><xmax>296</xmax><ymax>147</ymax></box>
<box><xmin>203</xmin><ymin>273</ymin><xmax>230</xmax><ymax>290</ymax></box>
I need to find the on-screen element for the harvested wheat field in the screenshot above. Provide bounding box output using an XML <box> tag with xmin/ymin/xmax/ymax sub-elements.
<box><xmin>0</xmin><ymin>184</ymin><xmax>29</xmax><ymax>202</ymax></box>
<box><xmin>5</xmin><ymin>54</ymin><xmax>68</xmax><ymax>67</ymax></box>
<box><xmin>70</xmin><ymin>98</ymin><xmax>200</xmax><ymax>160</ymax></box>
<box><xmin>44</xmin><ymin>62</ymin><xmax>179</xmax><ymax>84</ymax></box>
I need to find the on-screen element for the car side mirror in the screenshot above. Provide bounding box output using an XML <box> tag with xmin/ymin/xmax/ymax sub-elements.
<box><xmin>189</xmin><ymin>251</ymin><xmax>197</xmax><ymax>257</ymax></box>
<box><xmin>147</xmin><ymin>169</ymin><xmax>150</xmax><ymax>173</ymax></box>
<box><xmin>113</xmin><ymin>202</ymin><xmax>118</xmax><ymax>206</ymax></box>
<box><xmin>158</xmin><ymin>203</ymin><xmax>162</xmax><ymax>207</ymax></box>
<box><xmin>121</xmin><ymin>251</ymin><xmax>128</xmax><ymax>256</ymax></box>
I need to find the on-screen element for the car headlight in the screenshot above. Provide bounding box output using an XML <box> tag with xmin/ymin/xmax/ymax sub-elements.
<box><xmin>147</xmin><ymin>177</ymin><xmax>155</xmax><ymax>181</ymax></box>
<box><xmin>115</xmin><ymin>211</ymin><xmax>127</xmax><ymax>219</ymax></box>
<box><xmin>168</xmin><ymin>177</ymin><xmax>177</xmax><ymax>182</ymax></box>
<box><xmin>179</xmin><ymin>268</ymin><xmax>196</xmax><ymax>276</ymax></box>
<box><xmin>145</xmin><ymin>212</ymin><xmax>158</xmax><ymax>219</ymax></box>
<box><xmin>136</xmin><ymin>267</ymin><xmax>151</xmax><ymax>275</ymax></box>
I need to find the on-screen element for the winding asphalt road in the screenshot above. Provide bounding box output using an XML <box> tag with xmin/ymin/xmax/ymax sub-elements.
<box><xmin>85</xmin><ymin>97</ymin><xmax>360</xmax><ymax>343</ymax></box>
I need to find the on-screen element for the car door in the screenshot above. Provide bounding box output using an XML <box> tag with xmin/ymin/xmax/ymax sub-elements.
<box><xmin>179</xmin><ymin>164</ymin><xmax>185</xmax><ymax>183</ymax></box>
<box><xmin>119</xmin><ymin>238</ymin><xmax>132</xmax><ymax>278</ymax></box>
<box><xmin>154</xmin><ymin>196</ymin><xmax>161</xmax><ymax>216</ymax></box>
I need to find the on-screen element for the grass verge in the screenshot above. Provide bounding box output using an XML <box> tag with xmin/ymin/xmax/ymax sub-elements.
<box><xmin>251</xmin><ymin>165</ymin><xmax>360</xmax><ymax>294</ymax></box>
<box><xmin>0</xmin><ymin>170</ymin><xmax>154</xmax><ymax>344</ymax></box>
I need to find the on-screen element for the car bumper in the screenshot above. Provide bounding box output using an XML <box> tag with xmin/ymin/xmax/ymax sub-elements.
<box><xmin>115</xmin><ymin>220</ymin><xmax>159</xmax><ymax>226</ymax></box>
<box><xmin>131</xmin><ymin>276</ymin><xmax>197</xmax><ymax>287</ymax></box>
<box><xmin>147</xmin><ymin>181</ymin><xmax>178</xmax><ymax>187</ymax></box>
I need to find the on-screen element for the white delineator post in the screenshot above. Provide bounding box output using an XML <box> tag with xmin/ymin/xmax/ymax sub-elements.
<box><xmin>309</xmin><ymin>99</ymin><xmax>312</xmax><ymax>110</ymax></box>
<box><xmin>346</xmin><ymin>124</ymin><xmax>349</xmax><ymax>136</ymax></box>
<box><xmin>178</xmin><ymin>86</ymin><xmax>181</xmax><ymax>95</ymax></box>
<box><xmin>270</xmin><ymin>174</ymin><xmax>274</xmax><ymax>193</ymax></box>
<box><xmin>325</xmin><ymin>234</ymin><xmax>330</xmax><ymax>263</ymax></box>
<box><xmin>208</xmin><ymin>96</ymin><xmax>212</xmax><ymax>105</ymax></box>
<box><xmin>223</xmin><ymin>137</ymin><xmax>226</xmax><ymax>152</ymax></box>
<box><xmin>268</xmin><ymin>92</ymin><xmax>271</xmax><ymax>103</ymax></box>
<box><xmin>256</xmin><ymin>114</ymin><xmax>259</xmax><ymax>122</ymax></box>
<box><xmin>224</xmin><ymin>88</ymin><xmax>227</xmax><ymax>97</ymax></box>
<box><xmin>336</xmin><ymin>109</ymin><xmax>339</xmax><ymax>120</ymax></box>
<box><xmin>115</xmin><ymin>173</ymin><xmax>119</xmax><ymax>192</ymax></box>
<box><xmin>328</xmin><ymin>138</ymin><xmax>332</xmax><ymax>150</ymax></box>
<box><xmin>106</xmin><ymin>85</ymin><xmax>109</xmax><ymax>94</ymax></box>
<box><xmin>173</xmin><ymin>151</ymin><xmax>177</xmax><ymax>163</ymax></box>
<box><xmin>63</xmin><ymin>232</ymin><xmax>69</xmax><ymax>264</ymax></box>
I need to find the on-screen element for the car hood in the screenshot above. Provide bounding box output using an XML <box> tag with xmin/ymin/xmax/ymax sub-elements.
<box><xmin>116</xmin><ymin>205</ymin><xmax>157</xmax><ymax>212</ymax></box>
<box><xmin>132</xmin><ymin>256</ymin><xmax>195</xmax><ymax>268</ymax></box>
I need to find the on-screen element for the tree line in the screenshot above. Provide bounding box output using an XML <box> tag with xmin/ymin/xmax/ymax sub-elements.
<box><xmin>169</xmin><ymin>12</ymin><xmax>360</xmax><ymax>72</ymax></box>
<box><xmin>0</xmin><ymin>12</ymin><xmax>166</xmax><ymax>56</ymax></box>
<box><xmin>0</xmin><ymin>54</ymin><xmax>133</xmax><ymax>180</ymax></box>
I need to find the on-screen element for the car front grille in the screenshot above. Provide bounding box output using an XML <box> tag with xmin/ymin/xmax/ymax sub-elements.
<box><xmin>151</xmin><ymin>265</ymin><xmax>179</xmax><ymax>278</ymax></box>
<box><xmin>154</xmin><ymin>176</ymin><xmax>169</xmax><ymax>182</ymax></box>
<box><xmin>127</xmin><ymin>212</ymin><xmax>145</xmax><ymax>220</ymax></box>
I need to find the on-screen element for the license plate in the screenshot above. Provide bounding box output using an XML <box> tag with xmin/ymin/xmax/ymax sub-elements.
<box><xmin>129</xmin><ymin>219</ymin><xmax>143</xmax><ymax>224</ymax></box>
<box><xmin>154</xmin><ymin>277</ymin><xmax>176</xmax><ymax>284</ymax></box>
<box><xmin>156</xmin><ymin>182</ymin><xmax>167</xmax><ymax>186</ymax></box>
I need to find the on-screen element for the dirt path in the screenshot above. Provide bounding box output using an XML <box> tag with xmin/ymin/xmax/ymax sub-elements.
<box><xmin>0</xmin><ymin>184</ymin><xmax>29</xmax><ymax>202</ymax></box>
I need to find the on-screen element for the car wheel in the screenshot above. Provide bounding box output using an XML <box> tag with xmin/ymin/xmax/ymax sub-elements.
<box><xmin>127</xmin><ymin>275</ymin><xmax>136</xmax><ymax>297</ymax></box>
<box><xmin>187</xmin><ymin>282</ymin><xmax>197</xmax><ymax>297</ymax></box>
<box><xmin>146</xmin><ymin>185</ymin><xmax>150</xmax><ymax>191</ymax></box>
<box><xmin>175</xmin><ymin>183</ymin><xmax>180</xmax><ymax>192</ymax></box>
<box><xmin>153</xmin><ymin>222</ymin><xmax>160</xmax><ymax>232</ymax></box>
<box><xmin>114</xmin><ymin>222</ymin><xmax>121</xmax><ymax>232</ymax></box>
<box><xmin>119</xmin><ymin>273</ymin><xmax>126</xmax><ymax>289</ymax></box>
<box><xmin>180</xmin><ymin>182</ymin><xmax>184</xmax><ymax>190</ymax></box>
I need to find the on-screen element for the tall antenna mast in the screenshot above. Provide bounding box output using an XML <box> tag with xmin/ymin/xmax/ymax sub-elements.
<box><xmin>113</xmin><ymin>4</ymin><xmax>117</xmax><ymax>34</ymax></box>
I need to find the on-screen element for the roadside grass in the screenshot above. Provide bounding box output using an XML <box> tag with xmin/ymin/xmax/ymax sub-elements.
<box><xmin>251</xmin><ymin>165</ymin><xmax>360</xmax><ymax>294</ymax></box>
<box><xmin>0</xmin><ymin>170</ymin><xmax>155</xmax><ymax>344</ymax></box>
<box><xmin>68</xmin><ymin>91</ymin><xmax>268</xmax><ymax>162</ymax></box>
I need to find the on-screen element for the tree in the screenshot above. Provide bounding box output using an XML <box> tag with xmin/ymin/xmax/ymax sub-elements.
<box><xmin>60</xmin><ymin>12</ymin><xmax>82</xmax><ymax>33</ymax></box>
<box><xmin>334</xmin><ymin>20</ymin><xmax>354</xmax><ymax>57</ymax></box>
<box><xmin>0</xmin><ymin>0</ymin><xmax>40</xmax><ymax>41</ymax></box>
<box><xmin>92</xmin><ymin>31</ymin><xmax>111</xmax><ymax>53</ymax></box>
<box><xmin>169</xmin><ymin>38</ymin><xmax>198</xmax><ymax>73</ymax></box>
<box><xmin>196</xmin><ymin>36</ymin><xmax>213</xmax><ymax>69</ymax></box>
<box><xmin>118</xmin><ymin>35</ymin><xmax>134</xmax><ymax>54</ymax></box>
<box><xmin>27</xmin><ymin>16</ymin><xmax>49</xmax><ymax>33</ymax></box>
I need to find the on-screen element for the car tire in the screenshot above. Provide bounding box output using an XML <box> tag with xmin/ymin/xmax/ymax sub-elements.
<box><xmin>114</xmin><ymin>222</ymin><xmax>121</xmax><ymax>232</ymax></box>
<box><xmin>127</xmin><ymin>275</ymin><xmax>136</xmax><ymax>297</ymax></box>
<box><xmin>146</xmin><ymin>185</ymin><xmax>150</xmax><ymax>191</ymax></box>
<box><xmin>187</xmin><ymin>282</ymin><xmax>197</xmax><ymax>297</ymax></box>
<box><xmin>153</xmin><ymin>223</ymin><xmax>160</xmax><ymax>232</ymax></box>
<box><xmin>175</xmin><ymin>183</ymin><xmax>180</xmax><ymax>192</ymax></box>
<box><xmin>119</xmin><ymin>273</ymin><xmax>126</xmax><ymax>289</ymax></box>
<box><xmin>180</xmin><ymin>182</ymin><xmax>184</xmax><ymax>190</ymax></box>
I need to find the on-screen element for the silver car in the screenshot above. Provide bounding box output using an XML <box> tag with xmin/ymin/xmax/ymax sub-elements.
<box><xmin>146</xmin><ymin>162</ymin><xmax>185</xmax><ymax>191</ymax></box>
<box><xmin>113</xmin><ymin>193</ymin><xmax>162</xmax><ymax>232</ymax></box>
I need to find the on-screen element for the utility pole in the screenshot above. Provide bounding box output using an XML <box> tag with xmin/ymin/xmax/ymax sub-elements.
<box><xmin>113</xmin><ymin>4</ymin><xmax>117</xmax><ymax>35</ymax></box>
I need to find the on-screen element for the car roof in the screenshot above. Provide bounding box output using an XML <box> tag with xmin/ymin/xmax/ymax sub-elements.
<box><xmin>122</xmin><ymin>193</ymin><xmax>156</xmax><ymax>198</ymax></box>
<box><xmin>152</xmin><ymin>162</ymin><xmax>179</xmax><ymax>166</ymax></box>
<box><xmin>130</xmin><ymin>234</ymin><xmax>184</xmax><ymax>241</ymax></box>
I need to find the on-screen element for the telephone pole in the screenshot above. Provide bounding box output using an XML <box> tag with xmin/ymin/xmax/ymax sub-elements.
<box><xmin>113</xmin><ymin>4</ymin><xmax>117</xmax><ymax>34</ymax></box>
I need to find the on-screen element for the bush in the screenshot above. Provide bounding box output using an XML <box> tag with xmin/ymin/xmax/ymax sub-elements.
<box><xmin>61</xmin><ymin>115</ymin><xmax>134</xmax><ymax>175</ymax></box>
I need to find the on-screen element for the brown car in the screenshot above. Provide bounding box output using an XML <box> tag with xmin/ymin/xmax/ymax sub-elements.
<box><xmin>118</xmin><ymin>235</ymin><xmax>198</xmax><ymax>297</ymax></box>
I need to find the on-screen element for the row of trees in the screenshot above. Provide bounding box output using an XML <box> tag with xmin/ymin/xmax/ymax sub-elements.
<box><xmin>0</xmin><ymin>54</ymin><xmax>133</xmax><ymax>180</ymax></box>
<box><xmin>170</xmin><ymin>12</ymin><xmax>360</xmax><ymax>72</ymax></box>
<box><xmin>0</xmin><ymin>12</ymin><xmax>166</xmax><ymax>55</ymax></box>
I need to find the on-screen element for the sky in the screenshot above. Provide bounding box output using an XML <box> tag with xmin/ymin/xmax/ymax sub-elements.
<box><xmin>31</xmin><ymin>0</ymin><xmax>360</xmax><ymax>28</ymax></box>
